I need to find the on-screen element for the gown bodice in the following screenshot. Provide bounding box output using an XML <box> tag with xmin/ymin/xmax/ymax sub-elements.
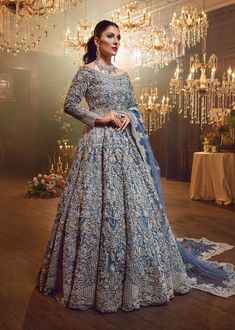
<box><xmin>64</xmin><ymin>66</ymin><xmax>138</xmax><ymax>127</ymax></box>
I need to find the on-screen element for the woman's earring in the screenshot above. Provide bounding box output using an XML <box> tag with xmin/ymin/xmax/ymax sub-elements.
<box><xmin>96</xmin><ymin>45</ymin><xmax>101</xmax><ymax>57</ymax></box>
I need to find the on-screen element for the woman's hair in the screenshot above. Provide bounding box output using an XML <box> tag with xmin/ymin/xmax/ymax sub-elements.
<box><xmin>83</xmin><ymin>20</ymin><xmax>119</xmax><ymax>64</ymax></box>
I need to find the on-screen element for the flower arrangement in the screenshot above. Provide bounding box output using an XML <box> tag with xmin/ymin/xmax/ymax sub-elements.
<box><xmin>26</xmin><ymin>173</ymin><xmax>66</xmax><ymax>198</ymax></box>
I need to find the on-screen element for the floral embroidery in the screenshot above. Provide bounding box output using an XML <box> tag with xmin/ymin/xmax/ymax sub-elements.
<box><xmin>37</xmin><ymin>66</ymin><xmax>235</xmax><ymax>313</ymax></box>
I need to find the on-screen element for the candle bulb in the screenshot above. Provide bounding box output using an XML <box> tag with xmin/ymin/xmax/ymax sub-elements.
<box><xmin>211</xmin><ymin>67</ymin><xmax>216</xmax><ymax>80</ymax></box>
<box><xmin>66</xmin><ymin>28</ymin><xmax>70</xmax><ymax>38</ymax></box>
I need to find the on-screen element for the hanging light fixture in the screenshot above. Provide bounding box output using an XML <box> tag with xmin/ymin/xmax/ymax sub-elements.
<box><xmin>0</xmin><ymin>0</ymin><xmax>78</xmax><ymax>54</ymax></box>
<box><xmin>170</xmin><ymin>4</ymin><xmax>208</xmax><ymax>48</ymax></box>
<box><xmin>111</xmin><ymin>1</ymin><xmax>151</xmax><ymax>32</ymax></box>
<box><xmin>169</xmin><ymin>45</ymin><xmax>235</xmax><ymax>127</ymax></box>
<box><xmin>139</xmin><ymin>87</ymin><xmax>172</xmax><ymax>133</ymax></box>
<box><xmin>139</xmin><ymin>26</ymin><xmax>176</xmax><ymax>70</ymax></box>
<box><xmin>65</xmin><ymin>21</ymin><xmax>93</xmax><ymax>53</ymax></box>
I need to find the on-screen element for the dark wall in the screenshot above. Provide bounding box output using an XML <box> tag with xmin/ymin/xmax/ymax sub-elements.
<box><xmin>0</xmin><ymin>51</ymin><xmax>82</xmax><ymax>173</ymax></box>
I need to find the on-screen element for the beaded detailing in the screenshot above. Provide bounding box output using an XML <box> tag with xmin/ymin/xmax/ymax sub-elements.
<box><xmin>94</xmin><ymin>59</ymin><xmax>118</xmax><ymax>76</ymax></box>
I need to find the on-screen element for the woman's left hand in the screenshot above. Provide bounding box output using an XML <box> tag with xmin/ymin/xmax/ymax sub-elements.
<box><xmin>116</xmin><ymin>114</ymin><xmax>131</xmax><ymax>132</ymax></box>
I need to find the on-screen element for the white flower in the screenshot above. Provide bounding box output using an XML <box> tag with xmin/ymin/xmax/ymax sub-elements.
<box><xmin>43</xmin><ymin>175</ymin><xmax>48</xmax><ymax>179</ymax></box>
<box><xmin>38</xmin><ymin>173</ymin><xmax>43</xmax><ymax>178</ymax></box>
<box><xmin>32</xmin><ymin>177</ymin><xmax>38</xmax><ymax>182</ymax></box>
<box><xmin>41</xmin><ymin>179</ymin><xmax>45</xmax><ymax>184</ymax></box>
<box><xmin>33</xmin><ymin>181</ymin><xmax>38</xmax><ymax>186</ymax></box>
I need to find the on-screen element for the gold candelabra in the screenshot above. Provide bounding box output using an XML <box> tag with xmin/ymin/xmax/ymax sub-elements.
<box><xmin>170</xmin><ymin>4</ymin><xmax>208</xmax><ymax>48</ymax></box>
<box><xmin>50</xmin><ymin>156</ymin><xmax>69</xmax><ymax>176</ymax></box>
<box><xmin>49</xmin><ymin>138</ymin><xmax>74</xmax><ymax>176</ymax></box>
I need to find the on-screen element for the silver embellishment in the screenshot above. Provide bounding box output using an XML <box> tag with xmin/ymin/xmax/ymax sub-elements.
<box><xmin>94</xmin><ymin>59</ymin><xmax>118</xmax><ymax>76</ymax></box>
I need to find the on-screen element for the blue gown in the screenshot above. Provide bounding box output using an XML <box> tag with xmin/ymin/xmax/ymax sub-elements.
<box><xmin>37</xmin><ymin>66</ymin><xmax>235</xmax><ymax>313</ymax></box>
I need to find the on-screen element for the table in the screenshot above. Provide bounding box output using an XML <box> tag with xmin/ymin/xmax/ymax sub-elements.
<box><xmin>190</xmin><ymin>152</ymin><xmax>235</xmax><ymax>205</ymax></box>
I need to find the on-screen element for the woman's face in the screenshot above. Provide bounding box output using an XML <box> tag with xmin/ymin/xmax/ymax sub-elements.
<box><xmin>95</xmin><ymin>25</ymin><xmax>121</xmax><ymax>57</ymax></box>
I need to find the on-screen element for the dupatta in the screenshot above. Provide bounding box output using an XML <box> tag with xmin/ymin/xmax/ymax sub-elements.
<box><xmin>127</xmin><ymin>106</ymin><xmax>235</xmax><ymax>299</ymax></box>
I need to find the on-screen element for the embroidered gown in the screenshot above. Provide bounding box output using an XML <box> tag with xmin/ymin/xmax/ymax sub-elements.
<box><xmin>37</xmin><ymin>66</ymin><xmax>235</xmax><ymax>313</ymax></box>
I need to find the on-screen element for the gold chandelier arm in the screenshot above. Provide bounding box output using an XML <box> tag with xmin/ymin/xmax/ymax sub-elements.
<box><xmin>24</xmin><ymin>0</ymin><xmax>57</xmax><ymax>16</ymax></box>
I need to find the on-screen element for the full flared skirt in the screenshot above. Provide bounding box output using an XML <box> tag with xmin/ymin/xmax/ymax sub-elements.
<box><xmin>37</xmin><ymin>125</ymin><xmax>191</xmax><ymax>312</ymax></box>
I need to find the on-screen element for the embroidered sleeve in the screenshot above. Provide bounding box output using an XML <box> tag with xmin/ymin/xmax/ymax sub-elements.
<box><xmin>64</xmin><ymin>67</ymin><xmax>98</xmax><ymax>127</ymax></box>
<box><xmin>127</xmin><ymin>75</ymin><xmax>139</xmax><ymax>112</ymax></box>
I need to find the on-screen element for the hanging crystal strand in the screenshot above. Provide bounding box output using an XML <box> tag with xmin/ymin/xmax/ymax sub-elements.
<box><xmin>6</xmin><ymin>6</ymin><xmax>10</xmax><ymax>52</ymax></box>
<box><xmin>195</xmin><ymin>89</ymin><xmax>198</xmax><ymax>124</ymax></box>
<box><xmin>184</xmin><ymin>91</ymin><xmax>188</xmax><ymax>119</ymax></box>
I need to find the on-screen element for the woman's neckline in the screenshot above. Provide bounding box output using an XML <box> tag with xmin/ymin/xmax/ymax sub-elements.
<box><xmin>81</xmin><ymin>65</ymin><xmax>128</xmax><ymax>78</ymax></box>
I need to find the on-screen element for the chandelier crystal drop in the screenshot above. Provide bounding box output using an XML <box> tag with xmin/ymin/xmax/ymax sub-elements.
<box><xmin>170</xmin><ymin>5</ymin><xmax>208</xmax><ymax>48</ymax></box>
<box><xmin>0</xmin><ymin>0</ymin><xmax>79</xmax><ymax>54</ymax></box>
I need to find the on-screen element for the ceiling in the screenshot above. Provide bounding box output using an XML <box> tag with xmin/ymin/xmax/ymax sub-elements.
<box><xmin>3</xmin><ymin>0</ymin><xmax>235</xmax><ymax>57</ymax></box>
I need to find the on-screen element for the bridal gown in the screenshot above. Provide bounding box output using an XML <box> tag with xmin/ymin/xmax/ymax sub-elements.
<box><xmin>37</xmin><ymin>65</ymin><xmax>235</xmax><ymax>313</ymax></box>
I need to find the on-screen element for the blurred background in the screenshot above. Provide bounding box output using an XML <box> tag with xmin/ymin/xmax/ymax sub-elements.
<box><xmin>0</xmin><ymin>0</ymin><xmax>235</xmax><ymax>180</ymax></box>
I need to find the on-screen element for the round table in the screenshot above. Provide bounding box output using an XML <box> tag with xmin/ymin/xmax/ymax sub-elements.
<box><xmin>190</xmin><ymin>152</ymin><xmax>235</xmax><ymax>205</ymax></box>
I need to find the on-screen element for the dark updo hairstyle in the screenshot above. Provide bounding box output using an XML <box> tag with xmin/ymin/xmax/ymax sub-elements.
<box><xmin>83</xmin><ymin>20</ymin><xmax>119</xmax><ymax>64</ymax></box>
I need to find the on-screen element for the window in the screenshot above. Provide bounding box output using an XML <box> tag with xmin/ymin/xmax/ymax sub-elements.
<box><xmin>0</xmin><ymin>73</ymin><xmax>14</xmax><ymax>101</ymax></box>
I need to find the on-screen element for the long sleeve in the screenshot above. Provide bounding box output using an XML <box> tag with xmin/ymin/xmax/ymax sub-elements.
<box><xmin>64</xmin><ymin>67</ymin><xmax>98</xmax><ymax>127</ymax></box>
<box><xmin>127</xmin><ymin>75</ymin><xmax>139</xmax><ymax>112</ymax></box>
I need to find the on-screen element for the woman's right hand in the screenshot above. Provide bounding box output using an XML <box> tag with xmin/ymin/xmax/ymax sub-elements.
<box><xmin>96</xmin><ymin>111</ymin><xmax>123</xmax><ymax>127</ymax></box>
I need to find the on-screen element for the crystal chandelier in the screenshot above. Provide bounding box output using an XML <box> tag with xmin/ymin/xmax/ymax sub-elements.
<box><xmin>65</xmin><ymin>21</ymin><xmax>93</xmax><ymax>54</ymax></box>
<box><xmin>170</xmin><ymin>5</ymin><xmax>208</xmax><ymax>48</ymax></box>
<box><xmin>139</xmin><ymin>87</ymin><xmax>172</xmax><ymax>133</ymax></box>
<box><xmin>139</xmin><ymin>26</ymin><xmax>176</xmax><ymax>70</ymax></box>
<box><xmin>169</xmin><ymin>50</ymin><xmax>235</xmax><ymax>126</ymax></box>
<box><xmin>182</xmin><ymin>52</ymin><xmax>219</xmax><ymax>125</ymax></box>
<box><xmin>0</xmin><ymin>0</ymin><xmax>78</xmax><ymax>54</ymax></box>
<box><xmin>169</xmin><ymin>64</ymin><xmax>183</xmax><ymax>108</ymax></box>
<box><xmin>111</xmin><ymin>1</ymin><xmax>151</xmax><ymax>32</ymax></box>
<box><xmin>218</xmin><ymin>66</ymin><xmax>235</xmax><ymax>109</ymax></box>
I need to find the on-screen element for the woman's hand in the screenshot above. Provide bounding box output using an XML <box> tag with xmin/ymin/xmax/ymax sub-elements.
<box><xmin>96</xmin><ymin>111</ymin><xmax>123</xmax><ymax>127</ymax></box>
<box><xmin>116</xmin><ymin>114</ymin><xmax>131</xmax><ymax>132</ymax></box>
<box><xmin>95</xmin><ymin>111</ymin><xmax>130</xmax><ymax>131</ymax></box>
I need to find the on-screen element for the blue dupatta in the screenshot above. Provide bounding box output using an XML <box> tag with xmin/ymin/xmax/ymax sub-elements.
<box><xmin>127</xmin><ymin>106</ymin><xmax>235</xmax><ymax>299</ymax></box>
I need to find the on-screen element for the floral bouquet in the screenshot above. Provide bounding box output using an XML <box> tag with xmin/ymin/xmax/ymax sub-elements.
<box><xmin>26</xmin><ymin>173</ymin><xmax>66</xmax><ymax>198</ymax></box>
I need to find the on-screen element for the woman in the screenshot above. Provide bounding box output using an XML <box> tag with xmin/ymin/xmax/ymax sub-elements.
<box><xmin>37</xmin><ymin>20</ymin><xmax>235</xmax><ymax>313</ymax></box>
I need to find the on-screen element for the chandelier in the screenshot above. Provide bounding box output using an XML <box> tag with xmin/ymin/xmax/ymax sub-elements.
<box><xmin>139</xmin><ymin>26</ymin><xmax>176</xmax><ymax>70</ymax></box>
<box><xmin>65</xmin><ymin>21</ymin><xmax>93</xmax><ymax>55</ymax></box>
<box><xmin>0</xmin><ymin>0</ymin><xmax>78</xmax><ymax>53</ymax></box>
<box><xmin>169</xmin><ymin>49</ymin><xmax>235</xmax><ymax>127</ymax></box>
<box><xmin>139</xmin><ymin>87</ymin><xmax>172</xmax><ymax>133</ymax></box>
<box><xmin>183</xmin><ymin>52</ymin><xmax>219</xmax><ymax>125</ymax></box>
<box><xmin>218</xmin><ymin>66</ymin><xmax>235</xmax><ymax>109</ymax></box>
<box><xmin>111</xmin><ymin>1</ymin><xmax>151</xmax><ymax>32</ymax></box>
<box><xmin>170</xmin><ymin>5</ymin><xmax>208</xmax><ymax>48</ymax></box>
<box><xmin>0</xmin><ymin>0</ymin><xmax>76</xmax><ymax>17</ymax></box>
<box><xmin>169</xmin><ymin>64</ymin><xmax>183</xmax><ymax>109</ymax></box>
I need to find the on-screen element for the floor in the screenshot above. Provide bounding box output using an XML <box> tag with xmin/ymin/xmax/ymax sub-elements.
<box><xmin>0</xmin><ymin>170</ymin><xmax>234</xmax><ymax>330</ymax></box>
